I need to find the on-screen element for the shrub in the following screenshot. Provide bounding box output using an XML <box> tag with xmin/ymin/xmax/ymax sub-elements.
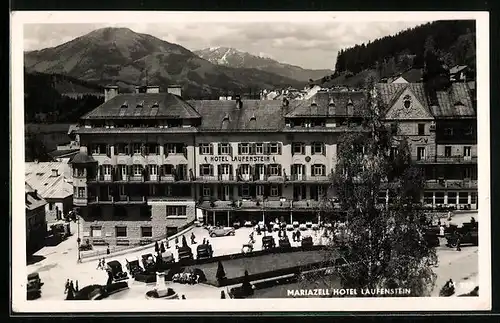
<box><xmin>216</xmin><ymin>261</ymin><xmax>227</xmax><ymax>282</ymax></box>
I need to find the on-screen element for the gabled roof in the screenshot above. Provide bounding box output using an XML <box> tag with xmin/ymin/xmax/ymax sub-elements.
<box><xmin>189</xmin><ymin>100</ymin><xmax>285</xmax><ymax>131</ymax></box>
<box><xmin>68</xmin><ymin>152</ymin><xmax>96</xmax><ymax>164</ymax></box>
<box><xmin>25</xmin><ymin>182</ymin><xmax>47</xmax><ymax>211</ymax></box>
<box><xmin>400</xmin><ymin>68</ymin><xmax>423</xmax><ymax>83</ymax></box>
<box><xmin>286</xmin><ymin>91</ymin><xmax>367</xmax><ymax>118</ymax></box>
<box><xmin>25</xmin><ymin>162</ymin><xmax>73</xmax><ymax>200</ymax></box>
<box><xmin>81</xmin><ymin>93</ymin><xmax>202</xmax><ymax>120</ymax></box>
<box><xmin>450</xmin><ymin>65</ymin><xmax>468</xmax><ymax>74</ymax></box>
<box><xmin>376</xmin><ymin>83</ymin><xmax>475</xmax><ymax>118</ymax></box>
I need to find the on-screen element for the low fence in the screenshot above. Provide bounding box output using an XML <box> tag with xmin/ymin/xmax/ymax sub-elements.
<box><xmin>79</xmin><ymin>221</ymin><xmax>195</xmax><ymax>263</ymax></box>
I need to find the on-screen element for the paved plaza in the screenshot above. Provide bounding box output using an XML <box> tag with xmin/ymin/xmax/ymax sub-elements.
<box><xmin>26</xmin><ymin>211</ymin><xmax>479</xmax><ymax>300</ymax></box>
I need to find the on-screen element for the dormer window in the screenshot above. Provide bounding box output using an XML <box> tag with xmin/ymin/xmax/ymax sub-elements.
<box><xmin>250</xmin><ymin>114</ymin><xmax>256</xmax><ymax>121</ymax></box>
<box><xmin>311</xmin><ymin>99</ymin><xmax>317</xmax><ymax>106</ymax></box>
<box><xmin>152</xmin><ymin>102</ymin><xmax>159</xmax><ymax>108</ymax></box>
<box><xmin>223</xmin><ymin>113</ymin><xmax>230</xmax><ymax>122</ymax></box>
<box><xmin>121</xmin><ymin>101</ymin><xmax>128</xmax><ymax>109</ymax></box>
<box><xmin>328</xmin><ymin>98</ymin><xmax>335</xmax><ymax>106</ymax></box>
<box><xmin>137</xmin><ymin>100</ymin><xmax>144</xmax><ymax>108</ymax></box>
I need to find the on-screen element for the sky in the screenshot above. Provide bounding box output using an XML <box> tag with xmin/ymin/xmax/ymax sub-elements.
<box><xmin>23</xmin><ymin>21</ymin><xmax>430</xmax><ymax>70</ymax></box>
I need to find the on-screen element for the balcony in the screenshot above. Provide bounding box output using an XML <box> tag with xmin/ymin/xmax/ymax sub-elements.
<box><xmin>198</xmin><ymin>198</ymin><xmax>293</xmax><ymax>210</ymax></box>
<box><xmin>218</xmin><ymin>174</ymin><xmax>235</xmax><ymax>182</ymax></box>
<box><xmin>129</xmin><ymin>175</ymin><xmax>144</xmax><ymax>183</ymax></box>
<box><xmin>196</xmin><ymin>176</ymin><xmax>218</xmax><ymax>182</ymax></box>
<box><xmin>88</xmin><ymin>175</ymin><xmax>113</xmax><ymax>183</ymax></box>
<box><xmin>425</xmin><ymin>179</ymin><xmax>478</xmax><ymax>189</ymax></box>
<box><xmin>87</xmin><ymin>196</ymin><xmax>114</xmax><ymax>205</ymax></box>
<box><xmin>87</xmin><ymin>195</ymin><xmax>147</xmax><ymax>204</ymax></box>
<box><xmin>114</xmin><ymin>175</ymin><xmax>129</xmax><ymax>182</ymax></box>
<box><xmin>292</xmin><ymin>200</ymin><xmax>321</xmax><ymax>209</ymax></box>
<box><xmin>414</xmin><ymin>155</ymin><xmax>478</xmax><ymax>164</ymax></box>
<box><xmin>288</xmin><ymin>174</ymin><xmax>331</xmax><ymax>182</ymax></box>
<box><xmin>73</xmin><ymin>196</ymin><xmax>87</xmax><ymax>206</ymax></box>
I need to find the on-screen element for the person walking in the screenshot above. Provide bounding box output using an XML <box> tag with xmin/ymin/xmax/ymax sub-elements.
<box><xmin>64</xmin><ymin>279</ymin><xmax>70</xmax><ymax>294</ymax></box>
<box><xmin>181</xmin><ymin>295</ymin><xmax>186</xmax><ymax>299</ymax></box>
<box><xmin>175</xmin><ymin>236</ymin><xmax>179</xmax><ymax>249</ymax></box>
<box><xmin>75</xmin><ymin>280</ymin><xmax>79</xmax><ymax>292</ymax></box>
<box><xmin>69</xmin><ymin>280</ymin><xmax>75</xmax><ymax>294</ymax></box>
<box><xmin>191</xmin><ymin>232</ymin><xmax>196</xmax><ymax>245</ymax></box>
<box><xmin>96</xmin><ymin>259</ymin><xmax>102</xmax><ymax>270</ymax></box>
<box><xmin>102</xmin><ymin>257</ymin><xmax>106</xmax><ymax>269</ymax></box>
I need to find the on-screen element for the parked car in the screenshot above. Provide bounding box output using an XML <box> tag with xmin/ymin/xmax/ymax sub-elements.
<box><xmin>299</xmin><ymin>223</ymin><xmax>307</xmax><ymax>231</ymax></box>
<box><xmin>178</xmin><ymin>245</ymin><xmax>194</xmax><ymax>262</ymax></box>
<box><xmin>311</xmin><ymin>223</ymin><xmax>320</xmax><ymax>231</ymax></box>
<box><xmin>141</xmin><ymin>254</ymin><xmax>155</xmax><ymax>271</ymax></box>
<box><xmin>292</xmin><ymin>221</ymin><xmax>300</xmax><ymax>228</ymax></box>
<box><xmin>196</xmin><ymin>244</ymin><xmax>213</xmax><ymax>260</ymax></box>
<box><xmin>107</xmin><ymin>260</ymin><xmax>129</xmax><ymax>281</ymax></box>
<box><xmin>262</xmin><ymin>236</ymin><xmax>276</xmax><ymax>249</ymax></box>
<box><xmin>244</xmin><ymin>220</ymin><xmax>253</xmax><ymax>227</ymax></box>
<box><xmin>233</xmin><ymin>221</ymin><xmax>241</xmax><ymax>229</ymax></box>
<box><xmin>209</xmin><ymin>226</ymin><xmax>236</xmax><ymax>237</ymax></box>
<box><xmin>125</xmin><ymin>259</ymin><xmax>142</xmax><ymax>278</ymax></box>
<box><xmin>286</xmin><ymin>224</ymin><xmax>294</xmax><ymax>231</ymax></box>
<box><xmin>257</xmin><ymin>221</ymin><xmax>265</xmax><ymax>230</ymax></box>
<box><xmin>445</xmin><ymin>221</ymin><xmax>478</xmax><ymax>248</ymax></box>
<box><xmin>301</xmin><ymin>236</ymin><xmax>314</xmax><ymax>247</ymax></box>
<box><xmin>158</xmin><ymin>251</ymin><xmax>175</xmax><ymax>264</ymax></box>
<box><xmin>305</xmin><ymin>221</ymin><xmax>313</xmax><ymax>228</ymax></box>
<box><xmin>27</xmin><ymin>272</ymin><xmax>43</xmax><ymax>300</ymax></box>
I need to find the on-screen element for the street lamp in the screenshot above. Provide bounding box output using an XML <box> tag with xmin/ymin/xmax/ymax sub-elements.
<box><xmin>76</xmin><ymin>213</ymin><xmax>81</xmax><ymax>263</ymax></box>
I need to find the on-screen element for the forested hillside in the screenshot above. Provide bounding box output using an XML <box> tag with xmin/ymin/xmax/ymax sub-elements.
<box><xmin>320</xmin><ymin>20</ymin><xmax>476</xmax><ymax>87</ymax></box>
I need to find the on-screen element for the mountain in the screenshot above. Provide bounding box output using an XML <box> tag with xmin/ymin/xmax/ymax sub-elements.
<box><xmin>195</xmin><ymin>47</ymin><xmax>332</xmax><ymax>82</ymax></box>
<box><xmin>317</xmin><ymin>20</ymin><xmax>476</xmax><ymax>88</ymax></box>
<box><xmin>24</xmin><ymin>27</ymin><xmax>303</xmax><ymax>99</ymax></box>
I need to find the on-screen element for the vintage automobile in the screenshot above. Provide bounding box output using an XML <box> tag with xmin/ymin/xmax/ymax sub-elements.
<box><xmin>292</xmin><ymin>221</ymin><xmax>300</xmax><ymax>228</ymax></box>
<box><xmin>445</xmin><ymin>221</ymin><xmax>478</xmax><ymax>248</ymax></box>
<box><xmin>241</xmin><ymin>243</ymin><xmax>254</xmax><ymax>254</ymax></box>
<box><xmin>158</xmin><ymin>251</ymin><xmax>175</xmax><ymax>264</ymax></box>
<box><xmin>50</xmin><ymin>221</ymin><xmax>71</xmax><ymax>242</ymax></box>
<box><xmin>125</xmin><ymin>259</ymin><xmax>143</xmax><ymax>278</ymax></box>
<box><xmin>299</xmin><ymin>223</ymin><xmax>307</xmax><ymax>231</ymax></box>
<box><xmin>279</xmin><ymin>236</ymin><xmax>292</xmax><ymax>248</ymax></box>
<box><xmin>141</xmin><ymin>254</ymin><xmax>156</xmax><ymax>271</ymax></box>
<box><xmin>178</xmin><ymin>245</ymin><xmax>194</xmax><ymax>262</ymax></box>
<box><xmin>273</xmin><ymin>223</ymin><xmax>280</xmax><ymax>231</ymax></box>
<box><xmin>27</xmin><ymin>272</ymin><xmax>43</xmax><ymax>300</ymax></box>
<box><xmin>305</xmin><ymin>221</ymin><xmax>313</xmax><ymax>228</ymax></box>
<box><xmin>301</xmin><ymin>236</ymin><xmax>314</xmax><ymax>247</ymax></box>
<box><xmin>107</xmin><ymin>260</ymin><xmax>129</xmax><ymax>282</ymax></box>
<box><xmin>209</xmin><ymin>226</ymin><xmax>236</xmax><ymax>237</ymax></box>
<box><xmin>311</xmin><ymin>223</ymin><xmax>320</xmax><ymax>231</ymax></box>
<box><xmin>196</xmin><ymin>244</ymin><xmax>213</xmax><ymax>260</ymax></box>
<box><xmin>233</xmin><ymin>221</ymin><xmax>241</xmax><ymax>229</ymax></box>
<box><xmin>78</xmin><ymin>241</ymin><xmax>93</xmax><ymax>251</ymax></box>
<box><xmin>286</xmin><ymin>224</ymin><xmax>294</xmax><ymax>231</ymax></box>
<box><xmin>243</xmin><ymin>220</ymin><xmax>253</xmax><ymax>228</ymax></box>
<box><xmin>257</xmin><ymin>221</ymin><xmax>265</xmax><ymax>230</ymax></box>
<box><xmin>262</xmin><ymin>235</ymin><xmax>276</xmax><ymax>250</ymax></box>
<box><xmin>424</xmin><ymin>226</ymin><xmax>441</xmax><ymax>247</ymax></box>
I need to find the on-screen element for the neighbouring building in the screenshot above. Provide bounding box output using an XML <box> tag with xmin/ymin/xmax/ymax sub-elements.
<box><xmin>70</xmin><ymin>82</ymin><xmax>477</xmax><ymax>246</ymax></box>
<box><xmin>25</xmin><ymin>161</ymin><xmax>74</xmax><ymax>222</ymax></box>
<box><xmin>25</xmin><ymin>183</ymin><xmax>47</xmax><ymax>257</ymax></box>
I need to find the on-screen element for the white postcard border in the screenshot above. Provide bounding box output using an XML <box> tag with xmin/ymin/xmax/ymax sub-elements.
<box><xmin>11</xmin><ymin>11</ymin><xmax>491</xmax><ymax>312</ymax></box>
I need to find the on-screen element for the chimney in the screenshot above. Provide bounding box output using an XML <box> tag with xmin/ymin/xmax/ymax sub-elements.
<box><xmin>51</xmin><ymin>169</ymin><xmax>59</xmax><ymax>177</ymax></box>
<box><xmin>167</xmin><ymin>85</ymin><xmax>182</xmax><ymax>97</ymax></box>
<box><xmin>146</xmin><ymin>85</ymin><xmax>160</xmax><ymax>94</ymax></box>
<box><xmin>104</xmin><ymin>85</ymin><xmax>119</xmax><ymax>102</ymax></box>
<box><xmin>235</xmin><ymin>95</ymin><xmax>242</xmax><ymax>109</ymax></box>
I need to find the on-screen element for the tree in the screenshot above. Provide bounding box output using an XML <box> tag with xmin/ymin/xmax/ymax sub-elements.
<box><xmin>25</xmin><ymin>131</ymin><xmax>52</xmax><ymax>162</ymax></box>
<box><xmin>154</xmin><ymin>241</ymin><xmax>159</xmax><ymax>253</ymax></box>
<box><xmin>216</xmin><ymin>261</ymin><xmax>227</xmax><ymax>282</ymax></box>
<box><xmin>307</xmin><ymin>78</ymin><xmax>436</xmax><ymax>296</ymax></box>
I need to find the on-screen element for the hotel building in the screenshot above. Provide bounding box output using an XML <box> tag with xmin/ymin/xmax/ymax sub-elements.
<box><xmin>70</xmin><ymin>83</ymin><xmax>477</xmax><ymax>246</ymax></box>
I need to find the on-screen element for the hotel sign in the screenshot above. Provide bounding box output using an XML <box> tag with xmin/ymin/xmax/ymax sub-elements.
<box><xmin>205</xmin><ymin>155</ymin><xmax>276</xmax><ymax>163</ymax></box>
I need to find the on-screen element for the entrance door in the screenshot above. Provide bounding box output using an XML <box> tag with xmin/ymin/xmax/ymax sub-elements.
<box><xmin>223</xmin><ymin>185</ymin><xmax>230</xmax><ymax>200</ymax></box>
<box><xmin>256</xmin><ymin>164</ymin><xmax>265</xmax><ymax>180</ymax></box>
<box><xmin>292</xmin><ymin>164</ymin><xmax>304</xmax><ymax>180</ymax></box>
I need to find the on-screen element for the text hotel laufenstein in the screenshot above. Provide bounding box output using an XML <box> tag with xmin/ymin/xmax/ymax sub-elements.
<box><xmin>287</xmin><ymin>288</ymin><xmax>412</xmax><ymax>297</ymax></box>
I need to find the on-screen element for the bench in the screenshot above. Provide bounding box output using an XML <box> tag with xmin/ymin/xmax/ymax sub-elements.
<box><xmin>92</xmin><ymin>239</ymin><xmax>107</xmax><ymax>246</ymax></box>
<box><xmin>139</xmin><ymin>239</ymin><xmax>153</xmax><ymax>246</ymax></box>
<box><xmin>116</xmin><ymin>240</ymin><xmax>130</xmax><ymax>246</ymax></box>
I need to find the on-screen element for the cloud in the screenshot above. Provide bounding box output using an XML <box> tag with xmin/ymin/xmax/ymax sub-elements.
<box><xmin>23</xmin><ymin>21</ymin><xmax>430</xmax><ymax>69</ymax></box>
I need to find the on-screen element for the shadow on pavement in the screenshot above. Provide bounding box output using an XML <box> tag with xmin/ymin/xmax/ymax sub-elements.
<box><xmin>44</xmin><ymin>235</ymin><xmax>70</xmax><ymax>247</ymax></box>
<box><xmin>27</xmin><ymin>255</ymin><xmax>46</xmax><ymax>266</ymax></box>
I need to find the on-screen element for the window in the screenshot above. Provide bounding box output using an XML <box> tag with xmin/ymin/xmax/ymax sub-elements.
<box><xmin>166</xmin><ymin>206</ymin><xmax>187</xmax><ymax>217</ymax></box>
<box><xmin>74</xmin><ymin>168</ymin><xmax>85</xmax><ymax>177</ymax></box>
<box><xmin>141</xmin><ymin>227</ymin><xmax>153</xmax><ymax>238</ymax></box>
<box><xmin>115</xmin><ymin>226</ymin><xmax>127</xmax><ymax>237</ymax></box>
<box><xmin>463</xmin><ymin>167</ymin><xmax>472</xmax><ymax>179</ymax></box>
<box><xmin>133</xmin><ymin>143</ymin><xmax>142</xmax><ymax>154</ymax></box>
<box><xmin>444</xmin><ymin>146</ymin><xmax>452</xmax><ymax>157</ymax></box>
<box><xmin>268</xmin><ymin>143</ymin><xmax>280</xmax><ymax>155</ymax></box>
<box><xmin>423</xmin><ymin>192</ymin><xmax>434</xmax><ymax>205</ymax></box>
<box><xmin>465</xmin><ymin>126</ymin><xmax>474</xmax><ymax>136</ymax></box>
<box><xmin>199</xmin><ymin>164</ymin><xmax>213</xmax><ymax>176</ymax></box>
<box><xmin>256</xmin><ymin>185</ymin><xmax>264</xmax><ymax>196</ymax></box>
<box><xmin>116</xmin><ymin>143</ymin><xmax>129</xmax><ymax>155</ymax></box>
<box><xmin>444</xmin><ymin>128</ymin><xmax>453</xmax><ymax>136</ymax></box>
<box><xmin>255</xmin><ymin>143</ymin><xmax>264</xmax><ymax>155</ymax></box>
<box><xmin>145</xmin><ymin>143</ymin><xmax>159</xmax><ymax>155</ymax></box>
<box><xmin>48</xmin><ymin>203</ymin><xmax>54</xmax><ymax>210</ymax></box>
<box><xmin>463</xmin><ymin>146</ymin><xmax>471</xmax><ymax>157</ymax></box>
<box><xmin>240</xmin><ymin>164</ymin><xmax>250</xmax><ymax>175</ymax></box>
<box><xmin>91</xmin><ymin>226</ymin><xmax>102</xmax><ymax>237</ymax></box>
<box><xmin>77</xmin><ymin>187</ymin><xmax>85</xmax><ymax>198</ymax></box>
<box><xmin>448</xmin><ymin>192</ymin><xmax>457</xmax><ymax>204</ymax></box>
<box><xmin>133</xmin><ymin>165</ymin><xmax>143</xmax><ymax>176</ymax></box>
<box><xmin>148</xmin><ymin>165</ymin><xmax>158</xmax><ymax>175</ymax></box>
<box><xmin>91</xmin><ymin>144</ymin><xmax>100</xmax><ymax>155</ymax></box>
<box><xmin>165</xmin><ymin>185</ymin><xmax>172</xmax><ymax>196</ymax></box>
<box><xmin>417</xmin><ymin>147</ymin><xmax>426</xmax><ymax>161</ymax></box>
<box><xmin>220</xmin><ymin>164</ymin><xmax>231</xmax><ymax>175</ymax></box>
<box><xmin>269</xmin><ymin>164</ymin><xmax>282</xmax><ymax>176</ymax></box>
<box><xmin>241</xmin><ymin>185</ymin><xmax>250</xmax><ymax>197</ymax></box>
<box><xmin>118</xmin><ymin>185</ymin><xmax>126</xmax><ymax>196</ymax></box>
<box><xmin>199</xmin><ymin>143</ymin><xmax>213</xmax><ymax>155</ymax></box>
<box><xmin>219</xmin><ymin>143</ymin><xmax>231</xmax><ymax>155</ymax></box>
<box><xmin>238</xmin><ymin>143</ymin><xmax>250</xmax><ymax>155</ymax></box>
<box><xmin>203</xmin><ymin>185</ymin><xmax>211</xmax><ymax>197</ymax></box>
<box><xmin>312</xmin><ymin>142</ymin><xmax>325</xmax><ymax>155</ymax></box>
<box><xmin>270</xmin><ymin>185</ymin><xmax>279</xmax><ymax>197</ymax></box>
<box><xmin>103</xmin><ymin>165</ymin><xmax>112</xmax><ymax>175</ymax></box>
<box><xmin>418</xmin><ymin>124</ymin><xmax>425</xmax><ymax>135</ymax></box>
<box><xmin>459</xmin><ymin>192</ymin><xmax>468</xmax><ymax>204</ymax></box>
<box><xmin>471</xmin><ymin>192</ymin><xmax>477</xmax><ymax>204</ymax></box>
<box><xmin>377</xmin><ymin>191</ymin><xmax>388</xmax><ymax>204</ymax></box>
<box><xmin>292</xmin><ymin>142</ymin><xmax>305</xmax><ymax>155</ymax></box>
<box><xmin>312</xmin><ymin>164</ymin><xmax>326</xmax><ymax>176</ymax></box>
<box><xmin>167</xmin><ymin>144</ymin><xmax>176</xmax><ymax>154</ymax></box>
<box><xmin>316</xmin><ymin>186</ymin><xmax>325</xmax><ymax>199</ymax></box>
<box><xmin>435</xmin><ymin>192</ymin><xmax>445</xmax><ymax>204</ymax></box>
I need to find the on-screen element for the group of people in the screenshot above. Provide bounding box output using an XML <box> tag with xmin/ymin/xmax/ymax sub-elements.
<box><xmin>96</xmin><ymin>257</ymin><xmax>107</xmax><ymax>270</ymax></box>
<box><xmin>64</xmin><ymin>279</ymin><xmax>79</xmax><ymax>297</ymax></box>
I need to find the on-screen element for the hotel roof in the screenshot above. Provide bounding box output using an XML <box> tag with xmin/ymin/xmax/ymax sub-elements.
<box><xmin>25</xmin><ymin>182</ymin><xmax>47</xmax><ymax>211</ymax></box>
<box><xmin>25</xmin><ymin>162</ymin><xmax>73</xmax><ymax>200</ymax></box>
<box><xmin>376</xmin><ymin>83</ymin><xmax>475</xmax><ymax>118</ymax></box>
<box><xmin>286</xmin><ymin>91</ymin><xmax>367</xmax><ymax>118</ymax></box>
<box><xmin>81</xmin><ymin>93</ymin><xmax>201</xmax><ymax>120</ymax></box>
